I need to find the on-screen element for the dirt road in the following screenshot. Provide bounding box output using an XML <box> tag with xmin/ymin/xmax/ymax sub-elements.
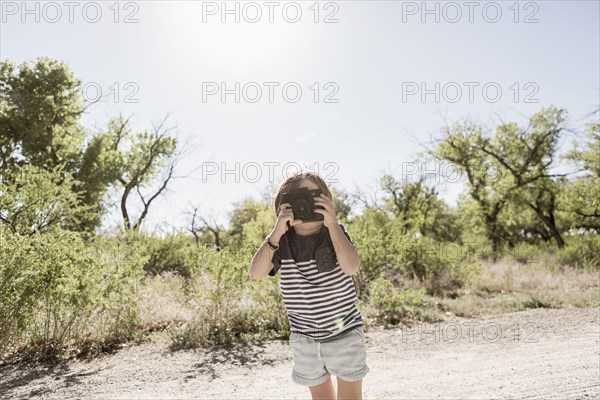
<box><xmin>1</xmin><ymin>307</ymin><xmax>598</xmax><ymax>399</ymax></box>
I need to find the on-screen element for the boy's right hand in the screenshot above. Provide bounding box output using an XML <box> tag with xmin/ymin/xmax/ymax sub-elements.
<box><xmin>272</xmin><ymin>203</ymin><xmax>303</xmax><ymax>239</ymax></box>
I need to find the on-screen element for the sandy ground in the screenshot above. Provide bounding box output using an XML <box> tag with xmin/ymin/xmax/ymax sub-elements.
<box><xmin>1</xmin><ymin>307</ymin><xmax>599</xmax><ymax>400</ymax></box>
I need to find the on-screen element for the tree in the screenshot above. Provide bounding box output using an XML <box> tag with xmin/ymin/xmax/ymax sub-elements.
<box><xmin>0</xmin><ymin>57</ymin><xmax>90</xmax><ymax>171</ymax></box>
<box><xmin>431</xmin><ymin>106</ymin><xmax>570</xmax><ymax>251</ymax></box>
<box><xmin>559</xmin><ymin>110</ymin><xmax>600</xmax><ymax>232</ymax></box>
<box><xmin>226</xmin><ymin>196</ymin><xmax>274</xmax><ymax>251</ymax></box>
<box><xmin>330</xmin><ymin>186</ymin><xmax>353</xmax><ymax>222</ymax></box>
<box><xmin>187</xmin><ymin>203</ymin><xmax>226</xmax><ymax>249</ymax></box>
<box><xmin>0</xmin><ymin>164</ymin><xmax>89</xmax><ymax>235</ymax></box>
<box><xmin>478</xmin><ymin>106</ymin><xmax>568</xmax><ymax>247</ymax></box>
<box><xmin>0</xmin><ymin>57</ymin><xmax>101</xmax><ymax>233</ymax></box>
<box><xmin>379</xmin><ymin>174</ymin><xmax>461</xmax><ymax>242</ymax></box>
<box><xmin>103</xmin><ymin>114</ymin><xmax>181</xmax><ymax>232</ymax></box>
<box><xmin>430</xmin><ymin>119</ymin><xmax>510</xmax><ymax>255</ymax></box>
<box><xmin>0</xmin><ymin>57</ymin><xmax>185</xmax><ymax>235</ymax></box>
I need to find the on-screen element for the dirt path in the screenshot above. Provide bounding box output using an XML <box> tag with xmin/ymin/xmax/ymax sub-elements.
<box><xmin>1</xmin><ymin>307</ymin><xmax>599</xmax><ymax>399</ymax></box>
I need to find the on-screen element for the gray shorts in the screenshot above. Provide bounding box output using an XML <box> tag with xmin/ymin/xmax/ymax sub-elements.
<box><xmin>289</xmin><ymin>326</ymin><xmax>370</xmax><ymax>387</ymax></box>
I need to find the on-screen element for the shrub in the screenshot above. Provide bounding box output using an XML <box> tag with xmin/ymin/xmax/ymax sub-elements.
<box><xmin>558</xmin><ymin>234</ymin><xmax>600</xmax><ymax>270</ymax></box>
<box><xmin>0</xmin><ymin>228</ymin><xmax>99</xmax><ymax>356</ymax></box>
<box><xmin>139</xmin><ymin>230</ymin><xmax>199</xmax><ymax>278</ymax></box>
<box><xmin>367</xmin><ymin>277</ymin><xmax>428</xmax><ymax>325</ymax></box>
<box><xmin>170</xmin><ymin>239</ymin><xmax>287</xmax><ymax>348</ymax></box>
<box><xmin>392</xmin><ymin>235</ymin><xmax>480</xmax><ymax>296</ymax></box>
<box><xmin>0</xmin><ymin>228</ymin><xmax>147</xmax><ymax>360</ymax></box>
<box><xmin>88</xmin><ymin>234</ymin><xmax>147</xmax><ymax>343</ymax></box>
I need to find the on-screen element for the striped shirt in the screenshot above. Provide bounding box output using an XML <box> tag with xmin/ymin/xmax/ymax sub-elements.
<box><xmin>268</xmin><ymin>223</ymin><xmax>364</xmax><ymax>342</ymax></box>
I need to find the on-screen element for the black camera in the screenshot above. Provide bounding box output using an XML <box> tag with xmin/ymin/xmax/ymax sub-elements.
<box><xmin>280</xmin><ymin>187</ymin><xmax>325</xmax><ymax>222</ymax></box>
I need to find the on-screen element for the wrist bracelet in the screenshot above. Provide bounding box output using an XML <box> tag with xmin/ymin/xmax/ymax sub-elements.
<box><xmin>265</xmin><ymin>236</ymin><xmax>279</xmax><ymax>250</ymax></box>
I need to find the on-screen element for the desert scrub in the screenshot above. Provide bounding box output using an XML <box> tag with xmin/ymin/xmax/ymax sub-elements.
<box><xmin>171</xmin><ymin>241</ymin><xmax>258</xmax><ymax>348</ymax></box>
<box><xmin>558</xmin><ymin>234</ymin><xmax>600</xmax><ymax>270</ymax></box>
<box><xmin>367</xmin><ymin>277</ymin><xmax>433</xmax><ymax>326</ymax></box>
<box><xmin>88</xmin><ymin>234</ymin><xmax>148</xmax><ymax>344</ymax></box>
<box><xmin>392</xmin><ymin>235</ymin><xmax>481</xmax><ymax>296</ymax></box>
<box><xmin>139</xmin><ymin>229</ymin><xmax>200</xmax><ymax>278</ymax></box>
<box><xmin>0</xmin><ymin>229</ymin><xmax>147</xmax><ymax>361</ymax></box>
<box><xmin>0</xmin><ymin>228</ymin><xmax>101</xmax><ymax>358</ymax></box>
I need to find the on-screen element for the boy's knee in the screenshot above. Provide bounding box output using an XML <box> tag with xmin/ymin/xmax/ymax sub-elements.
<box><xmin>308</xmin><ymin>376</ymin><xmax>336</xmax><ymax>399</ymax></box>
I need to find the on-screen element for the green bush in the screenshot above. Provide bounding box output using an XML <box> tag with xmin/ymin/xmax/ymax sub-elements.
<box><xmin>169</xmin><ymin>236</ymin><xmax>291</xmax><ymax>348</ymax></box>
<box><xmin>368</xmin><ymin>277</ymin><xmax>427</xmax><ymax>325</ymax></box>
<box><xmin>558</xmin><ymin>234</ymin><xmax>600</xmax><ymax>270</ymax></box>
<box><xmin>0</xmin><ymin>228</ymin><xmax>97</xmax><ymax>356</ymax></box>
<box><xmin>139</xmin><ymin>230</ymin><xmax>199</xmax><ymax>278</ymax></box>
<box><xmin>0</xmin><ymin>228</ymin><xmax>147</xmax><ymax>360</ymax></box>
<box><xmin>348</xmin><ymin>212</ymin><xmax>480</xmax><ymax>297</ymax></box>
<box><xmin>392</xmin><ymin>234</ymin><xmax>480</xmax><ymax>296</ymax></box>
<box><xmin>88</xmin><ymin>234</ymin><xmax>147</xmax><ymax>343</ymax></box>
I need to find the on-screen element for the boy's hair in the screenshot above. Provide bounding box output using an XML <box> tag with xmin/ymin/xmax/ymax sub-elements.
<box><xmin>273</xmin><ymin>171</ymin><xmax>333</xmax><ymax>216</ymax></box>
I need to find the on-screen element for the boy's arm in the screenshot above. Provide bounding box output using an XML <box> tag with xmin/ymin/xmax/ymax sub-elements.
<box><xmin>329</xmin><ymin>223</ymin><xmax>360</xmax><ymax>276</ymax></box>
<box><xmin>249</xmin><ymin>230</ymin><xmax>285</xmax><ymax>280</ymax></box>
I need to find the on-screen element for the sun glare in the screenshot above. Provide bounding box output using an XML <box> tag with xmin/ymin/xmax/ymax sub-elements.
<box><xmin>159</xmin><ymin>1</ymin><xmax>305</xmax><ymax>70</ymax></box>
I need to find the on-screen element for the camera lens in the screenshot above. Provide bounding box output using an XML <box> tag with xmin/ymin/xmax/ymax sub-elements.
<box><xmin>295</xmin><ymin>199</ymin><xmax>311</xmax><ymax>218</ymax></box>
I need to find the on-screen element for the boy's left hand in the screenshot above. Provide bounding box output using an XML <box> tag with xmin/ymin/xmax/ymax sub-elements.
<box><xmin>313</xmin><ymin>193</ymin><xmax>337</xmax><ymax>228</ymax></box>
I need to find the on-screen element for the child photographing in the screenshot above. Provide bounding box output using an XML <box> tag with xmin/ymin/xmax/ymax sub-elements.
<box><xmin>250</xmin><ymin>171</ymin><xmax>369</xmax><ymax>400</ymax></box>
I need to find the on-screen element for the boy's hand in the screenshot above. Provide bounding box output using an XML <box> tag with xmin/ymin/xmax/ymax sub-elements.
<box><xmin>313</xmin><ymin>193</ymin><xmax>337</xmax><ymax>228</ymax></box>
<box><xmin>274</xmin><ymin>202</ymin><xmax>303</xmax><ymax>238</ymax></box>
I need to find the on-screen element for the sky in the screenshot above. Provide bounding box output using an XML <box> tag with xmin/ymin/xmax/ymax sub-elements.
<box><xmin>1</xmin><ymin>0</ymin><xmax>599</xmax><ymax>233</ymax></box>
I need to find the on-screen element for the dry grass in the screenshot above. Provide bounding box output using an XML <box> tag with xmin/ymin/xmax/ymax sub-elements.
<box><xmin>137</xmin><ymin>273</ymin><xmax>196</xmax><ymax>326</ymax></box>
<box><xmin>131</xmin><ymin>256</ymin><xmax>598</xmax><ymax>346</ymax></box>
<box><xmin>135</xmin><ymin>273</ymin><xmax>219</xmax><ymax>348</ymax></box>
<box><xmin>441</xmin><ymin>256</ymin><xmax>600</xmax><ymax>317</ymax></box>
<box><xmin>473</xmin><ymin>256</ymin><xmax>598</xmax><ymax>293</ymax></box>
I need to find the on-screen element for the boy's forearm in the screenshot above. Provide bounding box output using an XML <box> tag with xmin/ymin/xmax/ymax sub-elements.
<box><xmin>329</xmin><ymin>224</ymin><xmax>360</xmax><ymax>275</ymax></box>
<box><xmin>249</xmin><ymin>243</ymin><xmax>274</xmax><ymax>280</ymax></box>
<box><xmin>249</xmin><ymin>227</ymin><xmax>284</xmax><ymax>280</ymax></box>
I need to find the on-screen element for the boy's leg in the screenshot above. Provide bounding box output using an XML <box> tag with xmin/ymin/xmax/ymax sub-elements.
<box><xmin>309</xmin><ymin>376</ymin><xmax>336</xmax><ymax>400</ymax></box>
<box><xmin>336</xmin><ymin>377</ymin><xmax>362</xmax><ymax>400</ymax></box>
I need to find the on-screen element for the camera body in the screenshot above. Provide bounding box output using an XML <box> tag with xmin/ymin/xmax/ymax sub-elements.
<box><xmin>280</xmin><ymin>187</ymin><xmax>325</xmax><ymax>222</ymax></box>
